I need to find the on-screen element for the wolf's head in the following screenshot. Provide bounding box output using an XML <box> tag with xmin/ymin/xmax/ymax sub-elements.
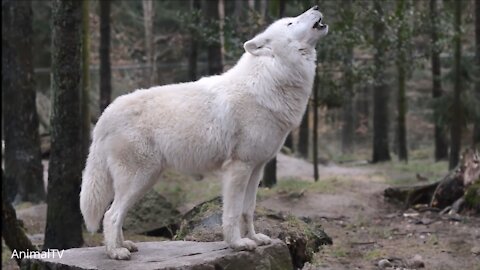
<box><xmin>244</xmin><ymin>6</ymin><xmax>328</xmax><ymax>57</ymax></box>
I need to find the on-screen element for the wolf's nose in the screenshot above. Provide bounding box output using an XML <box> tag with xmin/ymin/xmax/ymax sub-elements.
<box><xmin>312</xmin><ymin>5</ymin><xmax>319</xmax><ymax>10</ymax></box>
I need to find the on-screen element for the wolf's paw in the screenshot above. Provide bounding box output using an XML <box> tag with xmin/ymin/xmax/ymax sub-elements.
<box><xmin>107</xmin><ymin>247</ymin><xmax>131</xmax><ymax>260</ymax></box>
<box><xmin>122</xmin><ymin>240</ymin><xmax>138</xmax><ymax>252</ymax></box>
<box><xmin>249</xmin><ymin>233</ymin><xmax>272</xmax><ymax>246</ymax></box>
<box><xmin>230</xmin><ymin>238</ymin><xmax>257</xmax><ymax>251</ymax></box>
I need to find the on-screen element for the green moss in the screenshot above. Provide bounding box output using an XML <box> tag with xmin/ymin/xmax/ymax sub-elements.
<box><xmin>465</xmin><ymin>182</ymin><xmax>480</xmax><ymax>211</ymax></box>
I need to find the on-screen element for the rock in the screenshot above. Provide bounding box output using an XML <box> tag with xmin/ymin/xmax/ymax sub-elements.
<box><xmin>21</xmin><ymin>240</ymin><xmax>293</xmax><ymax>270</ymax></box>
<box><xmin>471</xmin><ymin>246</ymin><xmax>480</xmax><ymax>255</ymax></box>
<box><xmin>124</xmin><ymin>191</ymin><xmax>180</xmax><ymax>237</ymax></box>
<box><xmin>407</xmin><ymin>254</ymin><xmax>425</xmax><ymax>268</ymax></box>
<box><xmin>175</xmin><ymin>197</ymin><xmax>332</xmax><ymax>269</ymax></box>
<box><xmin>377</xmin><ymin>259</ymin><xmax>392</xmax><ymax>268</ymax></box>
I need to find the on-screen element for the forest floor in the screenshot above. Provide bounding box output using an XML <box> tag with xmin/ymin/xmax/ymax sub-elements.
<box><xmin>2</xmin><ymin>152</ymin><xmax>480</xmax><ymax>270</ymax></box>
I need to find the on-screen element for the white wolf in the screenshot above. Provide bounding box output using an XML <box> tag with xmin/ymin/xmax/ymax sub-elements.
<box><xmin>80</xmin><ymin>6</ymin><xmax>328</xmax><ymax>260</ymax></box>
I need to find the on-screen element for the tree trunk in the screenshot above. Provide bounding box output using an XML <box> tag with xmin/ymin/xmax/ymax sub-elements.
<box><xmin>205</xmin><ymin>0</ymin><xmax>224</xmax><ymax>75</ymax></box>
<box><xmin>372</xmin><ymin>0</ymin><xmax>391</xmax><ymax>163</ymax></box>
<box><xmin>99</xmin><ymin>0</ymin><xmax>112</xmax><ymax>113</ymax></box>
<box><xmin>396</xmin><ymin>0</ymin><xmax>408</xmax><ymax>162</ymax></box>
<box><xmin>313</xmin><ymin>71</ymin><xmax>320</xmax><ymax>181</ymax></box>
<box><xmin>44</xmin><ymin>0</ymin><xmax>84</xmax><ymax>249</ymax></box>
<box><xmin>384</xmin><ymin>148</ymin><xmax>480</xmax><ymax>210</ymax></box>
<box><xmin>449</xmin><ymin>0</ymin><xmax>462</xmax><ymax>170</ymax></box>
<box><xmin>81</xmin><ymin>0</ymin><xmax>90</xmax><ymax>167</ymax></box>
<box><xmin>2</xmin><ymin>172</ymin><xmax>37</xmax><ymax>267</ymax></box>
<box><xmin>279</xmin><ymin>0</ymin><xmax>292</xmax><ymax>151</ymax></box>
<box><xmin>297</xmin><ymin>106</ymin><xmax>309</xmax><ymax>158</ymax></box>
<box><xmin>261</xmin><ymin>0</ymin><xmax>287</xmax><ymax>186</ymax></box>
<box><xmin>2</xmin><ymin>0</ymin><xmax>45</xmax><ymax>203</ymax></box>
<box><xmin>430</xmin><ymin>0</ymin><xmax>449</xmax><ymax>161</ymax></box>
<box><xmin>284</xmin><ymin>134</ymin><xmax>294</xmax><ymax>151</ymax></box>
<box><xmin>341</xmin><ymin>0</ymin><xmax>355</xmax><ymax>155</ymax></box>
<box><xmin>188</xmin><ymin>0</ymin><xmax>201</xmax><ymax>81</ymax></box>
<box><xmin>143</xmin><ymin>0</ymin><xmax>155</xmax><ymax>86</ymax></box>
<box><xmin>262</xmin><ymin>158</ymin><xmax>277</xmax><ymax>188</ymax></box>
<box><xmin>474</xmin><ymin>0</ymin><xmax>480</xmax><ymax>147</ymax></box>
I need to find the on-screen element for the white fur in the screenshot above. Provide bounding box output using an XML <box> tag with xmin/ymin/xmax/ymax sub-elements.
<box><xmin>80</xmin><ymin>7</ymin><xmax>328</xmax><ymax>260</ymax></box>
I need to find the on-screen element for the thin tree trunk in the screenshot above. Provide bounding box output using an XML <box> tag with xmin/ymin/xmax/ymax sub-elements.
<box><xmin>341</xmin><ymin>0</ymin><xmax>355</xmax><ymax>154</ymax></box>
<box><xmin>262</xmin><ymin>0</ymin><xmax>287</xmax><ymax>186</ymax></box>
<box><xmin>280</xmin><ymin>0</ymin><xmax>292</xmax><ymax>150</ymax></box>
<box><xmin>205</xmin><ymin>0</ymin><xmax>224</xmax><ymax>75</ymax></box>
<box><xmin>188</xmin><ymin>0</ymin><xmax>201</xmax><ymax>81</ymax></box>
<box><xmin>44</xmin><ymin>0</ymin><xmax>84</xmax><ymax>249</ymax></box>
<box><xmin>99</xmin><ymin>0</ymin><xmax>111</xmax><ymax>113</ymax></box>
<box><xmin>234</xmin><ymin>0</ymin><xmax>244</xmax><ymax>24</ymax></box>
<box><xmin>430</xmin><ymin>0</ymin><xmax>449</xmax><ymax>160</ymax></box>
<box><xmin>372</xmin><ymin>0</ymin><xmax>391</xmax><ymax>163</ymax></box>
<box><xmin>313</xmin><ymin>71</ymin><xmax>320</xmax><ymax>181</ymax></box>
<box><xmin>219</xmin><ymin>0</ymin><xmax>226</xmax><ymax>69</ymax></box>
<box><xmin>297</xmin><ymin>105</ymin><xmax>310</xmax><ymax>158</ymax></box>
<box><xmin>143</xmin><ymin>0</ymin><xmax>155</xmax><ymax>86</ymax></box>
<box><xmin>2</xmin><ymin>0</ymin><xmax>45</xmax><ymax>203</ymax></box>
<box><xmin>262</xmin><ymin>158</ymin><xmax>277</xmax><ymax>188</ymax></box>
<box><xmin>449</xmin><ymin>0</ymin><xmax>462</xmax><ymax>170</ymax></box>
<box><xmin>81</xmin><ymin>0</ymin><xmax>90</xmax><ymax>167</ymax></box>
<box><xmin>2</xmin><ymin>172</ymin><xmax>37</xmax><ymax>267</ymax></box>
<box><xmin>396</xmin><ymin>0</ymin><xmax>408</xmax><ymax>162</ymax></box>
<box><xmin>284</xmin><ymin>134</ymin><xmax>294</xmax><ymax>151</ymax></box>
<box><xmin>474</xmin><ymin>0</ymin><xmax>480</xmax><ymax>147</ymax></box>
<box><xmin>248</xmin><ymin>0</ymin><xmax>255</xmax><ymax>11</ymax></box>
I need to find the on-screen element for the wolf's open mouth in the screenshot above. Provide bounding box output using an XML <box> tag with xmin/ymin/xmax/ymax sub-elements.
<box><xmin>313</xmin><ymin>18</ymin><xmax>327</xmax><ymax>30</ymax></box>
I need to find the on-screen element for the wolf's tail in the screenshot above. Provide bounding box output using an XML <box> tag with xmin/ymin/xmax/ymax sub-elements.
<box><xmin>80</xmin><ymin>143</ymin><xmax>113</xmax><ymax>233</ymax></box>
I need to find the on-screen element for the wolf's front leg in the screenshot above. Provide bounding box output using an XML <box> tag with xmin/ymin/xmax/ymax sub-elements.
<box><xmin>242</xmin><ymin>163</ymin><xmax>272</xmax><ymax>245</ymax></box>
<box><xmin>222</xmin><ymin>160</ymin><xmax>257</xmax><ymax>251</ymax></box>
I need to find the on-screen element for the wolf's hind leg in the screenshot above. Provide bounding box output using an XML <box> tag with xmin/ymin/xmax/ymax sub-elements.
<box><xmin>242</xmin><ymin>162</ymin><xmax>271</xmax><ymax>245</ymax></box>
<box><xmin>104</xmin><ymin>164</ymin><xmax>161</xmax><ymax>260</ymax></box>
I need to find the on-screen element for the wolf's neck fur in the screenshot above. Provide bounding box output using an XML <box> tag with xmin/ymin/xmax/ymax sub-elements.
<box><xmin>226</xmin><ymin>50</ymin><xmax>316</xmax><ymax>131</ymax></box>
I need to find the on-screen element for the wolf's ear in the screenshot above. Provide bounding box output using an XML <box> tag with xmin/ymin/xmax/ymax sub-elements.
<box><xmin>244</xmin><ymin>36</ymin><xmax>272</xmax><ymax>56</ymax></box>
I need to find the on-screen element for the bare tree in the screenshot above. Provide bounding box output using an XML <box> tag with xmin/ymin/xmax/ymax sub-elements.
<box><xmin>99</xmin><ymin>0</ymin><xmax>112</xmax><ymax>113</ymax></box>
<box><xmin>313</xmin><ymin>71</ymin><xmax>320</xmax><ymax>181</ymax></box>
<box><xmin>205</xmin><ymin>0</ymin><xmax>224</xmax><ymax>75</ymax></box>
<box><xmin>430</xmin><ymin>0</ymin><xmax>448</xmax><ymax>160</ymax></box>
<box><xmin>372</xmin><ymin>0</ymin><xmax>391</xmax><ymax>163</ymax></box>
<box><xmin>81</xmin><ymin>0</ymin><xmax>90</xmax><ymax>166</ymax></box>
<box><xmin>449</xmin><ymin>0</ymin><xmax>463</xmax><ymax>169</ymax></box>
<box><xmin>262</xmin><ymin>0</ymin><xmax>286</xmax><ymax>187</ymax></box>
<box><xmin>2</xmin><ymin>172</ymin><xmax>37</xmax><ymax>267</ymax></box>
<box><xmin>44</xmin><ymin>0</ymin><xmax>84</xmax><ymax>249</ymax></box>
<box><xmin>188</xmin><ymin>0</ymin><xmax>201</xmax><ymax>81</ymax></box>
<box><xmin>395</xmin><ymin>0</ymin><xmax>409</xmax><ymax>162</ymax></box>
<box><xmin>143</xmin><ymin>0</ymin><xmax>155</xmax><ymax>85</ymax></box>
<box><xmin>341</xmin><ymin>0</ymin><xmax>355</xmax><ymax>154</ymax></box>
<box><xmin>297</xmin><ymin>106</ymin><xmax>310</xmax><ymax>158</ymax></box>
<box><xmin>474</xmin><ymin>0</ymin><xmax>480</xmax><ymax>147</ymax></box>
<box><xmin>2</xmin><ymin>0</ymin><xmax>45</xmax><ymax>203</ymax></box>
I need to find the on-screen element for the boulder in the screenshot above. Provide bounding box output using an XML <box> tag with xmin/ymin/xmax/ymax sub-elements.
<box><xmin>124</xmin><ymin>191</ymin><xmax>181</xmax><ymax>237</ymax></box>
<box><xmin>175</xmin><ymin>197</ymin><xmax>332</xmax><ymax>269</ymax></box>
<box><xmin>20</xmin><ymin>240</ymin><xmax>293</xmax><ymax>270</ymax></box>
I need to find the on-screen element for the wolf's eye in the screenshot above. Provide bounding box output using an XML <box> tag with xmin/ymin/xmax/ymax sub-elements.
<box><xmin>287</xmin><ymin>22</ymin><xmax>292</xmax><ymax>26</ymax></box>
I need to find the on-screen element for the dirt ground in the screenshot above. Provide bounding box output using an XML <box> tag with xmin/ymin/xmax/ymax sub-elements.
<box><xmin>270</xmin><ymin>154</ymin><xmax>480</xmax><ymax>270</ymax></box>
<box><xmin>3</xmin><ymin>153</ymin><xmax>480</xmax><ymax>270</ymax></box>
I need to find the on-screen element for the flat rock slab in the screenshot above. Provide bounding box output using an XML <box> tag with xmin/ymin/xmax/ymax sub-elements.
<box><xmin>21</xmin><ymin>240</ymin><xmax>293</xmax><ymax>270</ymax></box>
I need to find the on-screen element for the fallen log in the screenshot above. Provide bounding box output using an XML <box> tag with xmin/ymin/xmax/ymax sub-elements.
<box><xmin>384</xmin><ymin>148</ymin><xmax>480</xmax><ymax>212</ymax></box>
